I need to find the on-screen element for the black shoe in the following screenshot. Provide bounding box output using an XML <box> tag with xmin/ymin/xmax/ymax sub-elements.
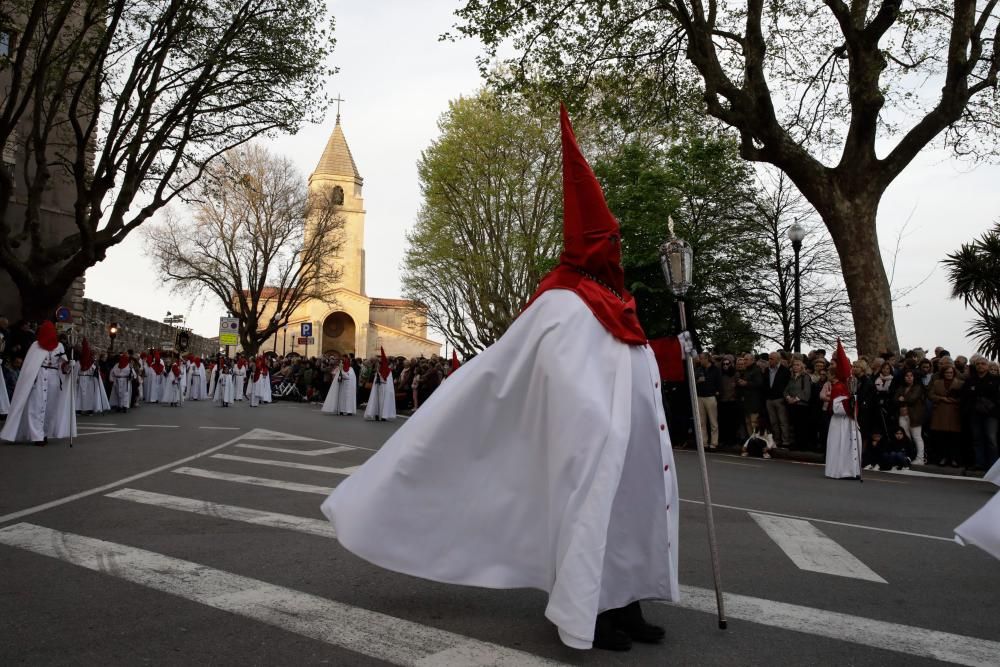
<box><xmin>593</xmin><ymin>610</ymin><xmax>632</xmax><ymax>651</ymax></box>
<box><xmin>617</xmin><ymin>601</ymin><xmax>666</xmax><ymax>643</ymax></box>
<box><xmin>33</xmin><ymin>440</ymin><xmax>45</xmax><ymax>447</ymax></box>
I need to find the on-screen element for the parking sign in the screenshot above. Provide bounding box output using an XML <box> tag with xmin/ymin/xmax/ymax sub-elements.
<box><xmin>301</xmin><ymin>322</ymin><xmax>312</xmax><ymax>337</ymax></box>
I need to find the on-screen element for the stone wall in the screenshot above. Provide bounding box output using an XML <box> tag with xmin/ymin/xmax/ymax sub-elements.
<box><xmin>79</xmin><ymin>299</ymin><xmax>217</xmax><ymax>357</ymax></box>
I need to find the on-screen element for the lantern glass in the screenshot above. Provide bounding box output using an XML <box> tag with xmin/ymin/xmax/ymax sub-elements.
<box><xmin>787</xmin><ymin>222</ymin><xmax>806</xmax><ymax>244</ymax></box>
<box><xmin>659</xmin><ymin>237</ymin><xmax>693</xmax><ymax>296</ymax></box>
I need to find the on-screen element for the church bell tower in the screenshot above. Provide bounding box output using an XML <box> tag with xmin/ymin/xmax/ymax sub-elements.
<box><xmin>308</xmin><ymin>114</ymin><xmax>366</xmax><ymax>295</ymax></box>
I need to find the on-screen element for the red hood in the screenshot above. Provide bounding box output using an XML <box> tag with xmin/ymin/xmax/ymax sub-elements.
<box><xmin>379</xmin><ymin>347</ymin><xmax>390</xmax><ymax>381</ymax></box>
<box><xmin>342</xmin><ymin>357</ymin><xmax>351</xmax><ymax>373</ymax></box>
<box><xmin>80</xmin><ymin>338</ymin><xmax>94</xmax><ymax>371</ymax></box>
<box><xmin>36</xmin><ymin>321</ymin><xmax>58</xmax><ymax>352</ymax></box>
<box><xmin>450</xmin><ymin>350</ymin><xmax>460</xmax><ymax>373</ymax></box>
<box><xmin>834</xmin><ymin>339</ymin><xmax>852</xmax><ymax>383</ymax></box>
<box><xmin>117</xmin><ymin>353</ymin><xmax>129</xmax><ymax>369</ymax></box>
<box><xmin>522</xmin><ymin>105</ymin><xmax>646</xmax><ymax>346</ymax></box>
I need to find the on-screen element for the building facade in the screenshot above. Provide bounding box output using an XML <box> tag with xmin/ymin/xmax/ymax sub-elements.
<box><xmin>258</xmin><ymin>114</ymin><xmax>440</xmax><ymax>360</ymax></box>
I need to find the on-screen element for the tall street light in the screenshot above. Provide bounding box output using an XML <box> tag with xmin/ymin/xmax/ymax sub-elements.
<box><xmin>658</xmin><ymin>216</ymin><xmax>727</xmax><ymax>630</ymax></box>
<box><xmin>787</xmin><ymin>222</ymin><xmax>807</xmax><ymax>353</ymax></box>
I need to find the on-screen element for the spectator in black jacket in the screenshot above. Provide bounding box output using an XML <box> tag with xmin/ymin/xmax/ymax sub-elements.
<box><xmin>736</xmin><ymin>353</ymin><xmax>764</xmax><ymax>436</ymax></box>
<box><xmin>962</xmin><ymin>355</ymin><xmax>1000</xmax><ymax>470</ymax></box>
<box><xmin>765</xmin><ymin>352</ymin><xmax>792</xmax><ymax>448</ymax></box>
<box><xmin>694</xmin><ymin>353</ymin><xmax>721</xmax><ymax>449</ymax></box>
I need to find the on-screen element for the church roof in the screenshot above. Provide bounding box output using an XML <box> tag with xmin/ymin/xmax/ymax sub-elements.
<box><xmin>371</xmin><ymin>297</ymin><xmax>427</xmax><ymax>309</ymax></box>
<box><xmin>314</xmin><ymin>116</ymin><xmax>362</xmax><ymax>180</ymax></box>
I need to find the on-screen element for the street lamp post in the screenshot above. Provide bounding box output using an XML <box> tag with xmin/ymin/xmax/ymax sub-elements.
<box><xmin>659</xmin><ymin>216</ymin><xmax>727</xmax><ymax>630</ymax></box>
<box><xmin>107</xmin><ymin>322</ymin><xmax>119</xmax><ymax>355</ymax></box>
<box><xmin>787</xmin><ymin>222</ymin><xmax>807</xmax><ymax>353</ymax></box>
<box><xmin>271</xmin><ymin>311</ymin><xmax>282</xmax><ymax>354</ymax></box>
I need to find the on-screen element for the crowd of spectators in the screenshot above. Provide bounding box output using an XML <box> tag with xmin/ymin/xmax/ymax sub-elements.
<box><xmin>680</xmin><ymin>346</ymin><xmax>1000</xmax><ymax>471</ymax></box>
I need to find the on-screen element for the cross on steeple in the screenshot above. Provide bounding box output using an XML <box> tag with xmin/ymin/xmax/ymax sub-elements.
<box><xmin>333</xmin><ymin>94</ymin><xmax>346</xmax><ymax>122</ymax></box>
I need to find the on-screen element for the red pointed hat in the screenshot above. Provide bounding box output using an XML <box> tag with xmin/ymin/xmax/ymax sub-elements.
<box><xmin>522</xmin><ymin>105</ymin><xmax>646</xmax><ymax>346</ymax></box>
<box><xmin>834</xmin><ymin>338</ymin><xmax>852</xmax><ymax>383</ymax></box>
<box><xmin>342</xmin><ymin>356</ymin><xmax>351</xmax><ymax>373</ymax></box>
<box><xmin>80</xmin><ymin>338</ymin><xmax>94</xmax><ymax>371</ymax></box>
<box><xmin>117</xmin><ymin>353</ymin><xmax>129</xmax><ymax>369</ymax></box>
<box><xmin>451</xmin><ymin>350</ymin><xmax>461</xmax><ymax>372</ymax></box>
<box><xmin>379</xmin><ymin>346</ymin><xmax>390</xmax><ymax>381</ymax></box>
<box><xmin>36</xmin><ymin>321</ymin><xmax>58</xmax><ymax>351</ymax></box>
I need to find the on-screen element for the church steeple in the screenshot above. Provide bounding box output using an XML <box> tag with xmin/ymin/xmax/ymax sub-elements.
<box><xmin>313</xmin><ymin>115</ymin><xmax>362</xmax><ymax>184</ymax></box>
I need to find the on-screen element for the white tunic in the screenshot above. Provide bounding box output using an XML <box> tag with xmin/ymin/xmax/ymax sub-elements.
<box><xmin>109</xmin><ymin>365</ymin><xmax>135</xmax><ymax>408</ymax></box>
<box><xmin>321</xmin><ymin>290</ymin><xmax>679</xmax><ymax>649</ymax></box>
<box><xmin>233</xmin><ymin>365</ymin><xmax>247</xmax><ymax>400</ymax></box>
<box><xmin>825</xmin><ymin>396</ymin><xmax>862</xmax><ymax>479</ymax></box>
<box><xmin>1</xmin><ymin>343</ymin><xmax>77</xmax><ymax>442</ymax></box>
<box><xmin>322</xmin><ymin>368</ymin><xmax>357</xmax><ymax>415</ymax></box>
<box><xmin>78</xmin><ymin>366</ymin><xmax>110</xmax><ymax>413</ymax></box>
<box><xmin>143</xmin><ymin>362</ymin><xmax>159</xmax><ymax>403</ymax></box>
<box><xmin>188</xmin><ymin>365</ymin><xmax>207</xmax><ymax>400</ymax></box>
<box><xmin>364</xmin><ymin>371</ymin><xmax>396</xmax><ymax>421</ymax></box>
<box><xmin>213</xmin><ymin>369</ymin><xmax>235</xmax><ymax>405</ymax></box>
<box><xmin>955</xmin><ymin>491</ymin><xmax>1000</xmax><ymax>561</ymax></box>
<box><xmin>985</xmin><ymin>457</ymin><xmax>1000</xmax><ymax>486</ymax></box>
<box><xmin>162</xmin><ymin>370</ymin><xmax>185</xmax><ymax>405</ymax></box>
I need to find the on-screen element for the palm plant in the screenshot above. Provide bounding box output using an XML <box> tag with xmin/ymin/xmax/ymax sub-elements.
<box><xmin>943</xmin><ymin>224</ymin><xmax>1000</xmax><ymax>358</ymax></box>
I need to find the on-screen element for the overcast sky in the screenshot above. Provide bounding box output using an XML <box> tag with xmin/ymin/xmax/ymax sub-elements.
<box><xmin>86</xmin><ymin>1</ymin><xmax>1000</xmax><ymax>356</ymax></box>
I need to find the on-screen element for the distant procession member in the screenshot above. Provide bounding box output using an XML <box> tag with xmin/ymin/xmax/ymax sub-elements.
<box><xmin>247</xmin><ymin>357</ymin><xmax>268</xmax><ymax>407</ymax></box>
<box><xmin>233</xmin><ymin>357</ymin><xmax>248</xmax><ymax>401</ymax></box>
<box><xmin>187</xmin><ymin>356</ymin><xmax>207</xmax><ymax>400</ymax></box>
<box><xmin>322</xmin><ymin>356</ymin><xmax>356</xmax><ymax>416</ymax></box>
<box><xmin>0</xmin><ymin>321</ymin><xmax>77</xmax><ymax>445</ymax></box>
<box><xmin>825</xmin><ymin>340</ymin><xmax>862</xmax><ymax>480</ymax></box>
<box><xmin>213</xmin><ymin>359</ymin><xmax>235</xmax><ymax>407</ymax></box>
<box><xmin>109</xmin><ymin>353</ymin><xmax>136</xmax><ymax>414</ymax></box>
<box><xmin>77</xmin><ymin>339</ymin><xmax>110</xmax><ymax>415</ymax></box>
<box><xmin>364</xmin><ymin>347</ymin><xmax>396</xmax><ymax>421</ymax></box>
<box><xmin>163</xmin><ymin>362</ymin><xmax>184</xmax><ymax>407</ymax></box>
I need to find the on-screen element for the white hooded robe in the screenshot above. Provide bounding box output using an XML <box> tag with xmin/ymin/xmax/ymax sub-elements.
<box><xmin>322</xmin><ymin>367</ymin><xmax>357</xmax><ymax>415</ymax></box>
<box><xmin>364</xmin><ymin>371</ymin><xmax>396</xmax><ymax>421</ymax></box>
<box><xmin>825</xmin><ymin>395</ymin><xmax>862</xmax><ymax>479</ymax></box>
<box><xmin>1</xmin><ymin>342</ymin><xmax>77</xmax><ymax>442</ymax></box>
<box><xmin>78</xmin><ymin>365</ymin><xmax>110</xmax><ymax>414</ymax></box>
<box><xmin>321</xmin><ymin>289</ymin><xmax>679</xmax><ymax>649</ymax></box>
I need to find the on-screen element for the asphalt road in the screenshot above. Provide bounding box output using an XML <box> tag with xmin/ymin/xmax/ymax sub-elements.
<box><xmin>1</xmin><ymin>398</ymin><xmax>997</xmax><ymax>666</ymax></box>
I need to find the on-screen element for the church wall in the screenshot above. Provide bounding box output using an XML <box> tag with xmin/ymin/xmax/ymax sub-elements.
<box><xmin>367</xmin><ymin>326</ymin><xmax>440</xmax><ymax>360</ymax></box>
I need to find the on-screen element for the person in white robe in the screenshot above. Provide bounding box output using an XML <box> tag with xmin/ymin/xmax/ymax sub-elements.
<box><xmin>321</xmin><ymin>106</ymin><xmax>677</xmax><ymax>652</ymax></box>
<box><xmin>247</xmin><ymin>357</ymin><xmax>267</xmax><ymax>407</ymax></box>
<box><xmin>162</xmin><ymin>362</ymin><xmax>184</xmax><ymax>406</ymax></box>
<box><xmin>364</xmin><ymin>347</ymin><xmax>396</xmax><ymax>421</ymax></box>
<box><xmin>322</xmin><ymin>356</ymin><xmax>356</xmax><ymax>415</ymax></box>
<box><xmin>142</xmin><ymin>352</ymin><xmax>158</xmax><ymax>403</ymax></box>
<box><xmin>260</xmin><ymin>362</ymin><xmax>272</xmax><ymax>403</ymax></box>
<box><xmin>1</xmin><ymin>321</ymin><xmax>77</xmax><ymax>444</ymax></box>
<box><xmin>825</xmin><ymin>341</ymin><xmax>862</xmax><ymax>480</ymax></box>
<box><xmin>187</xmin><ymin>356</ymin><xmax>207</xmax><ymax>400</ymax></box>
<box><xmin>213</xmin><ymin>361</ymin><xmax>235</xmax><ymax>407</ymax></box>
<box><xmin>233</xmin><ymin>358</ymin><xmax>248</xmax><ymax>401</ymax></box>
<box><xmin>109</xmin><ymin>353</ymin><xmax>136</xmax><ymax>413</ymax></box>
<box><xmin>77</xmin><ymin>339</ymin><xmax>110</xmax><ymax>415</ymax></box>
<box><xmin>0</xmin><ymin>359</ymin><xmax>10</xmax><ymax>416</ymax></box>
<box><xmin>147</xmin><ymin>352</ymin><xmax>166</xmax><ymax>404</ymax></box>
<box><xmin>207</xmin><ymin>360</ymin><xmax>220</xmax><ymax>397</ymax></box>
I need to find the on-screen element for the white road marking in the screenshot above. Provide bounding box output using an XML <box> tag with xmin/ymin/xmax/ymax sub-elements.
<box><xmin>172</xmin><ymin>467</ymin><xmax>332</xmax><ymax>495</ymax></box>
<box><xmin>106</xmin><ymin>489</ymin><xmax>335</xmax><ymax>539</ymax></box>
<box><xmin>749</xmin><ymin>512</ymin><xmax>887</xmax><ymax>583</ymax></box>
<box><xmin>239</xmin><ymin>429</ymin><xmax>316</xmax><ymax>441</ymax></box>
<box><xmin>0</xmin><ymin>524</ymin><xmax>565</xmax><ymax>667</ymax></box>
<box><xmin>211</xmin><ymin>453</ymin><xmax>359</xmax><ymax>475</ymax></box>
<box><xmin>672</xmin><ymin>584</ymin><xmax>1000</xmax><ymax>667</ymax></box>
<box><xmin>78</xmin><ymin>422</ymin><xmax>116</xmax><ymax>426</ymax></box>
<box><xmin>0</xmin><ymin>429</ymin><xmax>266</xmax><ymax>525</ymax></box>
<box><xmin>199</xmin><ymin>426</ymin><xmax>240</xmax><ymax>430</ymax></box>
<box><xmin>235</xmin><ymin>443</ymin><xmax>354</xmax><ymax>457</ymax></box>
<box><xmin>136</xmin><ymin>424</ymin><xmax>180</xmax><ymax>428</ymax></box>
<box><xmin>76</xmin><ymin>428</ymin><xmax>140</xmax><ymax>437</ymax></box>
<box><xmin>680</xmin><ymin>498</ymin><xmax>954</xmax><ymax>543</ymax></box>
<box><xmin>884</xmin><ymin>468</ymin><xmax>989</xmax><ymax>482</ymax></box>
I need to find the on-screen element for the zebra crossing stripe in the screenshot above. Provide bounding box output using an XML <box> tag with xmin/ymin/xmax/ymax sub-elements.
<box><xmin>106</xmin><ymin>489</ymin><xmax>335</xmax><ymax>539</ymax></box>
<box><xmin>172</xmin><ymin>467</ymin><xmax>333</xmax><ymax>495</ymax></box>
<box><xmin>0</xmin><ymin>523</ymin><xmax>566</xmax><ymax>667</ymax></box>
<box><xmin>211</xmin><ymin>453</ymin><xmax>359</xmax><ymax>475</ymax></box>
<box><xmin>749</xmin><ymin>513</ymin><xmax>887</xmax><ymax>583</ymax></box>
<box><xmin>234</xmin><ymin>443</ymin><xmax>355</xmax><ymax>457</ymax></box>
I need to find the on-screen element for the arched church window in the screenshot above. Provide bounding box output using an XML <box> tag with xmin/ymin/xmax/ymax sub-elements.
<box><xmin>332</xmin><ymin>185</ymin><xmax>344</xmax><ymax>205</ymax></box>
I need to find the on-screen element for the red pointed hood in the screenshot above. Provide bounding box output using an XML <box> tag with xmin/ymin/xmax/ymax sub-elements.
<box><xmin>237</xmin><ymin>358</ymin><xmax>247</xmax><ymax>369</ymax></box>
<box><xmin>117</xmin><ymin>353</ymin><xmax>129</xmax><ymax>369</ymax></box>
<box><xmin>171</xmin><ymin>362</ymin><xmax>181</xmax><ymax>378</ymax></box>
<box><xmin>379</xmin><ymin>347</ymin><xmax>390</xmax><ymax>381</ymax></box>
<box><xmin>451</xmin><ymin>350</ymin><xmax>461</xmax><ymax>373</ymax></box>
<box><xmin>558</xmin><ymin>104</ymin><xmax>624</xmax><ymax>294</ymax></box>
<box><xmin>522</xmin><ymin>105</ymin><xmax>646</xmax><ymax>346</ymax></box>
<box><xmin>80</xmin><ymin>338</ymin><xmax>94</xmax><ymax>371</ymax></box>
<box><xmin>834</xmin><ymin>339</ymin><xmax>852</xmax><ymax>383</ymax></box>
<box><xmin>342</xmin><ymin>357</ymin><xmax>351</xmax><ymax>373</ymax></box>
<box><xmin>37</xmin><ymin>321</ymin><xmax>58</xmax><ymax>351</ymax></box>
<box><xmin>194</xmin><ymin>357</ymin><xmax>202</xmax><ymax>368</ymax></box>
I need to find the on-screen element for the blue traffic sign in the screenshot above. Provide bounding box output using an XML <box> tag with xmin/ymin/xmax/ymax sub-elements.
<box><xmin>55</xmin><ymin>306</ymin><xmax>72</xmax><ymax>322</ymax></box>
<box><xmin>301</xmin><ymin>322</ymin><xmax>313</xmax><ymax>337</ymax></box>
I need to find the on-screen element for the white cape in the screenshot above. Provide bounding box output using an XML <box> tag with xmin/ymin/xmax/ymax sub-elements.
<box><xmin>955</xmin><ymin>490</ymin><xmax>1000</xmax><ymax>560</ymax></box>
<box><xmin>984</xmin><ymin>457</ymin><xmax>1000</xmax><ymax>486</ymax></box>
<box><xmin>825</xmin><ymin>397</ymin><xmax>861</xmax><ymax>479</ymax></box>
<box><xmin>213</xmin><ymin>370</ymin><xmax>235</xmax><ymax>405</ymax></box>
<box><xmin>162</xmin><ymin>371</ymin><xmax>185</xmax><ymax>405</ymax></box>
<box><xmin>322</xmin><ymin>368</ymin><xmax>357</xmax><ymax>415</ymax></box>
<box><xmin>364</xmin><ymin>372</ymin><xmax>396</xmax><ymax>421</ymax></box>
<box><xmin>0</xmin><ymin>367</ymin><xmax>9</xmax><ymax>415</ymax></box>
<box><xmin>321</xmin><ymin>289</ymin><xmax>679</xmax><ymax>649</ymax></box>
<box><xmin>188</xmin><ymin>365</ymin><xmax>207</xmax><ymax>400</ymax></box>
<box><xmin>78</xmin><ymin>367</ymin><xmax>110</xmax><ymax>413</ymax></box>
<box><xmin>1</xmin><ymin>342</ymin><xmax>77</xmax><ymax>442</ymax></box>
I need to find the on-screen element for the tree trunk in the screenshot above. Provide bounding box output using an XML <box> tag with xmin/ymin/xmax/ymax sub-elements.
<box><xmin>822</xmin><ymin>197</ymin><xmax>899</xmax><ymax>357</ymax></box>
<box><xmin>17</xmin><ymin>280</ymin><xmax>68</xmax><ymax>323</ymax></box>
